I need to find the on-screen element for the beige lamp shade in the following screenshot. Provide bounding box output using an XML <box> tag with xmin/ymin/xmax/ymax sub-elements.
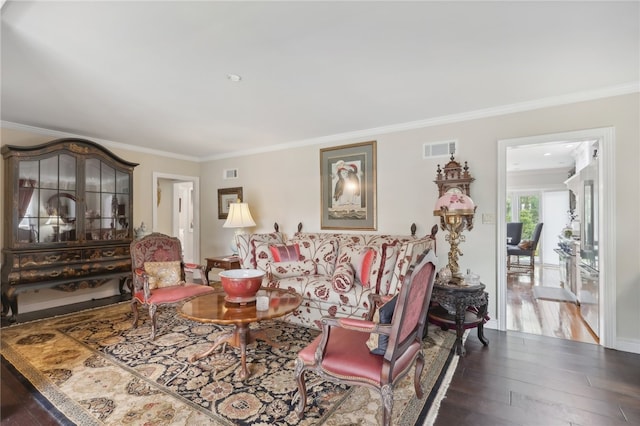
<box><xmin>223</xmin><ymin>203</ymin><xmax>256</xmax><ymax>228</ymax></box>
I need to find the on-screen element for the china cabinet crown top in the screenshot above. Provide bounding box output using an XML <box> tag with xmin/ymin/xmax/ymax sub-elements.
<box><xmin>2</xmin><ymin>138</ymin><xmax>138</xmax><ymax>169</ymax></box>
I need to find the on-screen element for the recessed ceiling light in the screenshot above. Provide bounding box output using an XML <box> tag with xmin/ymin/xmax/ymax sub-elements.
<box><xmin>227</xmin><ymin>74</ymin><xmax>242</xmax><ymax>82</ymax></box>
<box><xmin>544</xmin><ymin>152</ymin><xmax>551</xmax><ymax>156</ymax></box>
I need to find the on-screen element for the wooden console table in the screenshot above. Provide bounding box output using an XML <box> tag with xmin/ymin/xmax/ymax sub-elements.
<box><xmin>428</xmin><ymin>282</ymin><xmax>489</xmax><ymax>356</ymax></box>
<box><xmin>205</xmin><ymin>255</ymin><xmax>241</xmax><ymax>282</ymax></box>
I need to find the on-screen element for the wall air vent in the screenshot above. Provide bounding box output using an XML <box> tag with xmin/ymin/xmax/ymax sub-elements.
<box><xmin>423</xmin><ymin>140</ymin><xmax>457</xmax><ymax>159</ymax></box>
<box><xmin>223</xmin><ymin>168</ymin><xmax>238</xmax><ymax>179</ymax></box>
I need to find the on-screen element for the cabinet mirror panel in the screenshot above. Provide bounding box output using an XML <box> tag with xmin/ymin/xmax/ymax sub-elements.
<box><xmin>116</xmin><ymin>170</ymin><xmax>130</xmax><ymax>194</ymax></box>
<box><xmin>59</xmin><ymin>154</ymin><xmax>76</xmax><ymax>190</ymax></box>
<box><xmin>101</xmin><ymin>163</ymin><xmax>116</xmax><ymax>193</ymax></box>
<box><xmin>85</xmin><ymin>158</ymin><xmax>101</xmax><ymax>192</ymax></box>
<box><xmin>39</xmin><ymin>156</ymin><xmax>58</xmax><ymax>189</ymax></box>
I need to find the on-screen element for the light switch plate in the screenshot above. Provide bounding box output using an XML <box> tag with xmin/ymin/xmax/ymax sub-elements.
<box><xmin>482</xmin><ymin>213</ymin><xmax>495</xmax><ymax>224</ymax></box>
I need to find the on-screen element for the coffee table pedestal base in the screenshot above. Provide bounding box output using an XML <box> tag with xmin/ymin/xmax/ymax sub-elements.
<box><xmin>188</xmin><ymin>324</ymin><xmax>284</xmax><ymax>380</ymax></box>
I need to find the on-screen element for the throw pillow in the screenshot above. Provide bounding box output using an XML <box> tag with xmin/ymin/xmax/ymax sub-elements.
<box><xmin>518</xmin><ymin>240</ymin><xmax>533</xmax><ymax>250</ymax></box>
<box><xmin>269</xmin><ymin>259</ymin><xmax>316</xmax><ymax>278</ymax></box>
<box><xmin>250</xmin><ymin>233</ymin><xmax>285</xmax><ymax>272</ymax></box>
<box><xmin>144</xmin><ymin>261</ymin><xmax>182</xmax><ymax>289</ymax></box>
<box><xmin>269</xmin><ymin>243</ymin><xmax>301</xmax><ymax>262</ymax></box>
<box><xmin>351</xmin><ymin>248</ymin><xmax>376</xmax><ymax>287</ymax></box>
<box><xmin>366</xmin><ymin>294</ymin><xmax>399</xmax><ymax>355</ymax></box>
<box><xmin>331</xmin><ymin>262</ymin><xmax>355</xmax><ymax>293</ymax></box>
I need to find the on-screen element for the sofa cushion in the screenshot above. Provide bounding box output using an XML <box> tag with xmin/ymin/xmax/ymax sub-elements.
<box><xmin>269</xmin><ymin>243</ymin><xmax>301</xmax><ymax>262</ymax></box>
<box><xmin>269</xmin><ymin>259</ymin><xmax>316</xmax><ymax>278</ymax></box>
<box><xmin>144</xmin><ymin>261</ymin><xmax>182</xmax><ymax>289</ymax></box>
<box><xmin>290</xmin><ymin>233</ymin><xmax>339</xmax><ymax>276</ymax></box>
<box><xmin>271</xmin><ymin>274</ymin><xmax>375</xmax><ymax>329</ymax></box>
<box><xmin>332</xmin><ymin>262</ymin><xmax>355</xmax><ymax>293</ymax></box>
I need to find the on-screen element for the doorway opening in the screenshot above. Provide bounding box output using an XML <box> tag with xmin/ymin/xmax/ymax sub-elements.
<box><xmin>152</xmin><ymin>173</ymin><xmax>200</xmax><ymax>264</ymax></box>
<box><xmin>497</xmin><ymin>128</ymin><xmax>616</xmax><ymax>348</ymax></box>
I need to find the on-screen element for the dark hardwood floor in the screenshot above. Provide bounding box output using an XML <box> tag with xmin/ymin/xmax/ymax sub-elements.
<box><xmin>434</xmin><ymin>329</ymin><xmax>640</xmax><ymax>426</ymax></box>
<box><xmin>435</xmin><ymin>264</ymin><xmax>638</xmax><ymax>426</ymax></box>
<box><xmin>2</xmin><ymin>290</ymin><xmax>638</xmax><ymax>426</ymax></box>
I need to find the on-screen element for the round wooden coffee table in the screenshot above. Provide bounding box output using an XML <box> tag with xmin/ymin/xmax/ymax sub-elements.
<box><xmin>178</xmin><ymin>287</ymin><xmax>302</xmax><ymax>380</ymax></box>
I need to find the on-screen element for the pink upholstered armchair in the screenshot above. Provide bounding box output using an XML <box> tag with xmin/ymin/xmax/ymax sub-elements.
<box><xmin>130</xmin><ymin>233</ymin><xmax>215</xmax><ymax>339</ymax></box>
<box><xmin>294</xmin><ymin>248</ymin><xmax>437</xmax><ymax>426</ymax></box>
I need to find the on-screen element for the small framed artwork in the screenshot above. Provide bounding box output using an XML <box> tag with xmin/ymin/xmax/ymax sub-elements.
<box><xmin>218</xmin><ymin>187</ymin><xmax>243</xmax><ymax>219</ymax></box>
<box><xmin>320</xmin><ymin>141</ymin><xmax>377</xmax><ymax>230</ymax></box>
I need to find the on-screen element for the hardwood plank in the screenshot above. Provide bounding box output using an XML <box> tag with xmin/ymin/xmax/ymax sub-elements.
<box><xmin>434</xmin><ymin>329</ymin><xmax>640</xmax><ymax>426</ymax></box>
<box><xmin>1</xmin><ymin>358</ymin><xmax>63</xmax><ymax>426</ymax></box>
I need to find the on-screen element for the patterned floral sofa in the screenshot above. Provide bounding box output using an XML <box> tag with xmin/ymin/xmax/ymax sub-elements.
<box><xmin>236</xmin><ymin>224</ymin><xmax>437</xmax><ymax>329</ymax></box>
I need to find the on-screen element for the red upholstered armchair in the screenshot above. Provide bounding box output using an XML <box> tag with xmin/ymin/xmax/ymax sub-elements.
<box><xmin>294</xmin><ymin>249</ymin><xmax>437</xmax><ymax>426</ymax></box>
<box><xmin>130</xmin><ymin>233</ymin><xmax>214</xmax><ymax>339</ymax></box>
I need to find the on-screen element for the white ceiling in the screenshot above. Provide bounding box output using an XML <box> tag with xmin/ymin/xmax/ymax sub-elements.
<box><xmin>1</xmin><ymin>1</ymin><xmax>638</xmax><ymax>163</ymax></box>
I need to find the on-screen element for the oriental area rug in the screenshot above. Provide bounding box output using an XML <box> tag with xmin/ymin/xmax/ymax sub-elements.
<box><xmin>1</xmin><ymin>302</ymin><xmax>456</xmax><ymax>425</ymax></box>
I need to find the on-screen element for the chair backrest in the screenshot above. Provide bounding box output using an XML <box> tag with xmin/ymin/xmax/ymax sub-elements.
<box><xmin>530</xmin><ymin>222</ymin><xmax>544</xmax><ymax>250</ymax></box>
<box><xmin>384</xmin><ymin>249</ymin><xmax>437</xmax><ymax>366</ymax></box>
<box><xmin>130</xmin><ymin>233</ymin><xmax>184</xmax><ymax>288</ymax></box>
<box><xmin>507</xmin><ymin>222</ymin><xmax>523</xmax><ymax>246</ymax></box>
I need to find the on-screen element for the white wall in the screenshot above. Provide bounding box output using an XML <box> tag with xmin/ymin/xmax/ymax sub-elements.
<box><xmin>2</xmin><ymin>92</ymin><xmax>639</xmax><ymax>350</ymax></box>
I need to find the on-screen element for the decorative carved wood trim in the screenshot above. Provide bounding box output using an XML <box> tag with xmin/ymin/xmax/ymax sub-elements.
<box><xmin>434</xmin><ymin>154</ymin><xmax>475</xmax><ymax>197</ymax></box>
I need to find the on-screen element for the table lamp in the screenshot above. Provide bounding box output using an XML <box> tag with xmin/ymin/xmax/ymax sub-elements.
<box><xmin>433</xmin><ymin>188</ymin><xmax>476</xmax><ymax>279</ymax></box>
<box><xmin>223</xmin><ymin>202</ymin><xmax>256</xmax><ymax>254</ymax></box>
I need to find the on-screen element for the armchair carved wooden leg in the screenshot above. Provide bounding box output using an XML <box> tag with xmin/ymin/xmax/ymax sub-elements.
<box><xmin>131</xmin><ymin>299</ymin><xmax>140</xmax><ymax>329</ymax></box>
<box><xmin>381</xmin><ymin>385</ymin><xmax>393</xmax><ymax>426</ymax></box>
<box><xmin>413</xmin><ymin>351</ymin><xmax>425</xmax><ymax>398</ymax></box>
<box><xmin>294</xmin><ymin>359</ymin><xmax>308</xmax><ymax>419</ymax></box>
<box><xmin>149</xmin><ymin>304</ymin><xmax>158</xmax><ymax>340</ymax></box>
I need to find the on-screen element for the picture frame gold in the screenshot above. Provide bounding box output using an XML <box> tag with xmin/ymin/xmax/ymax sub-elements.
<box><xmin>218</xmin><ymin>187</ymin><xmax>243</xmax><ymax>220</ymax></box>
<box><xmin>320</xmin><ymin>141</ymin><xmax>377</xmax><ymax>230</ymax></box>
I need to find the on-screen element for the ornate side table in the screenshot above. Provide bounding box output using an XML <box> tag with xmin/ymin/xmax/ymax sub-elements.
<box><xmin>428</xmin><ymin>282</ymin><xmax>489</xmax><ymax>356</ymax></box>
<box><xmin>205</xmin><ymin>255</ymin><xmax>241</xmax><ymax>282</ymax></box>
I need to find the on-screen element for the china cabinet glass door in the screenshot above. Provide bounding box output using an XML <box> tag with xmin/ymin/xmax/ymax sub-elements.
<box><xmin>17</xmin><ymin>154</ymin><xmax>78</xmax><ymax>243</ymax></box>
<box><xmin>85</xmin><ymin>158</ymin><xmax>131</xmax><ymax>241</ymax></box>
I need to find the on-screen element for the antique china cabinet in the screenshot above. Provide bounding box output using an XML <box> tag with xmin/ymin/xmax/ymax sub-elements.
<box><xmin>1</xmin><ymin>138</ymin><xmax>138</xmax><ymax>321</ymax></box>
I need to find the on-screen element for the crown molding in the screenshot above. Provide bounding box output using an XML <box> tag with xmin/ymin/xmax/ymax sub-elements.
<box><xmin>3</xmin><ymin>82</ymin><xmax>638</xmax><ymax>162</ymax></box>
<box><xmin>204</xmin><ymin>82</ymin><xmax>639</xmax><ymax>161</ymax></box>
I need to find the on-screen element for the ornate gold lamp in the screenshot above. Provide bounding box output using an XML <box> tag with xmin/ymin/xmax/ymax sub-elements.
<box><xmin>433</xmin><ymin>188</ymin><xmax>476</xmax><ymax>278</ymax></box>
<box><xmin>433</xmin><ymin>155</ymin><xmax>476</xmax><ymax>281</ymax></box>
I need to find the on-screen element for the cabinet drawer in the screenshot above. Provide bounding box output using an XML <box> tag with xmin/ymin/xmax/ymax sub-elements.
<box><xmin>84</xmin><ymin>246</ymin><xmax>130</xmax><ymax>260</ymax></box>
<box><xmin>14</xmin><ymin>259</ymin><xmax>131</xmax><ymax>284</ymax></box>
<box><xmin>18</xmin><ymin>250</ymin><xmax>83</xmax><ymax>267</ymax></box>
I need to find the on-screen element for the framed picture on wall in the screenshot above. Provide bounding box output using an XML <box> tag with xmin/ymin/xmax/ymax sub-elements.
<box><xmin>218</xmin><ymin>187</ymin><xmax>243</xmax><ymax>219</ymax></box>
<box><xmin>320</xmin><ymin>141</ymin><xmax>377</xmax><ymax>230</ymax></box>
